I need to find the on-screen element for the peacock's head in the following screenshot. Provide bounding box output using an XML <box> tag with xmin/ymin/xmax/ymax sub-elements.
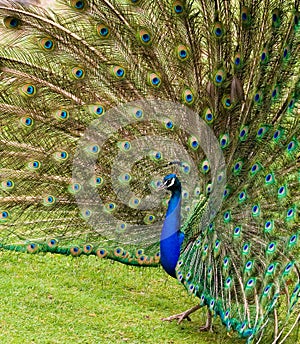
<box><xmin>160</xmin><ymin>173</ymin><xmax>181</xmax><ymax>192</ymax></box>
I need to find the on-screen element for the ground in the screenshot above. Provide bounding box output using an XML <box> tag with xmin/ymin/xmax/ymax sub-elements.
<box><xmin>0</xmin><ymin>251</ymin><xmax>245</xmax><ymax>344</ymax></box>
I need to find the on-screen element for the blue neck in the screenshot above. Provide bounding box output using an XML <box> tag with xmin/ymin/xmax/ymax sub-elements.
<box><xmin>160</xmin><ymin>187</ymin><xmax>184</xmax><ymax>278</ymax></box>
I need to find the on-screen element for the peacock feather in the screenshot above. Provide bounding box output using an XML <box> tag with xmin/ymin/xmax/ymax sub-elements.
<box><xmin>0</xmin><ymin>0</ymin><xmax>299</xmax><ymax>342</ymax></box>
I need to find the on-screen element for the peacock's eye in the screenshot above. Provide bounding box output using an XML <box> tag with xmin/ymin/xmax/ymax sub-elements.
<box><xmin>164</xmin><ymin>178</ymin><xmax>175</xmax><ymax>188</ymax></box>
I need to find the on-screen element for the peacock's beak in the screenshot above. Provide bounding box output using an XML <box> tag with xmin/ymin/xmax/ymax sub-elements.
<box><xmin>158</xmin><ymin>181</ymin><xmax>167</xmax><ymax>190</ymax></box>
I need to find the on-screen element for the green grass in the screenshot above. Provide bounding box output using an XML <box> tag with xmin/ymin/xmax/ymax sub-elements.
<box><xmin>0</xmin><ymin>251</ymin><xmax>299</xmax><ymax>344</ymax></box>
<box><xmin>0</xmin><ymin>251</ymin><xmax>243</xmax><ymax>344</ymax></box>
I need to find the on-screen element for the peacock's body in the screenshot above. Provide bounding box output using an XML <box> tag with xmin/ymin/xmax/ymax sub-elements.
<box><xmin>0</xmin><ymin>0</ymin><xmax>299</xmax><ymax>342</ymax></box>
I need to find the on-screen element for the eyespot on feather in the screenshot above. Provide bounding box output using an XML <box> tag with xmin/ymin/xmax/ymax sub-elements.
<box><xmin>253</xmin><ymin>90</ymin><xmax>263</xmax><ymax>104</ymax></box>
<box><xmin>239</xmin><ymin>126</ymin><xmax>249</xmax><ymax>141</ymax></box>
<box><xmin>188</xmin><ymin>135</ymin><xmax>199</xmax><ymax>150</ymax></box>
<box><xmin>219</xmin><ymin>133</ymin><xmax>230</xmax><ymax>149</ymax></box>
<box><xmin>137</xmin><ymin>29</ymin><xmax>152</xmax><ymax>45</ymax></box>
<box><xmin>282</xmin><ymin>45</ymin><xmax>291</xmax><ymax>62</ymax></box>
<box><xmin>88</xmin><ymin>104</ymin><xmax>105</xmax><ymax>116</ymax></box>
<box><xmin>200</xmin><ymin>160</ymin><xmax>210</xmax><ymax>174</ymax></box>
<box><xmin>271</xmin><ymin>86</ymin><xmax>280</xmax><ymax>101</ymax></box>
<box><xmin>213</xmin><ymin>69</ymin><xmax>226</xmax><ymax>86</ymax></box>
<box><xmin>256</xmin><ymin>125</ymin><xmax>270</xmax><ymax>140</ymax></box>
<box><xmin>54</xmin><ymin>109</ymin><xmax>69</xmax><ymax>121</ymax></box>
<box><xmin>81</xmin><ymin>209</ymin><xmax>92</xmax><ymax>219</ymax></box>
<box><xmin>27</xmin><ymin>160</ymin><xmax>41</xmax><ymax>171</ymax></box>
<box><xmin>182</xmin><ymin>88</ymin><xmax>194</xmax><ymax>105</ymax></box>
<box><xmin>0</xmin><ymin>210</ymin><xmax>10</xmax><ymax>222</ymax></box>
<box><xmin>129</xmin><ymin>197</ymin><xmax>141</xmax><ymax>208</ymax></box>
<box><xmin>105</xmin><ymin>202</ymin><xmax>116</xmax><ymax>212</ymax></box>
<box><xmin>69</xmin><ymin>0</ymin><xmax>86</xmax><ymax>11</ymax></box>
<box><xmin>272</xmin><ymin>128</ymin><xmax>285</xmax><ymax>143</ymax></box>
<box><xmin>172</xmin><ymin>1</ymin><xmax>184</xmax><ymax>14</ymax></box>
<box><xmin>27</xmin><ymin>243</ymin><xmax>39</xmax><ymax>253</ymax></box>
<box><xmin>232</xmin><ymin>160</ymin><xmax>243</xmax><ymax>175</ymax></box>
<box><xmin>241</xmin><ymin>6</ymin><xmax>251</xmax><ymax>27</ymax></box>
<box><xmin>118</xmin><ymin>141</ymin><xmax>131</xmax><ymax>152</ymax></box>
<box><xmin>249</xmin><ymin>162</ymin><xmax>262</xmax><ymax>177</ymax></box>
<box><xmin>260</xmin><ymin>47</ymin><xmax>269</xmax><ymax>64</ymax></box>
<box><xmin>163</xmin><ymin>118</ymin><xmax>174</xmax><ymax>130</ymax></box>
<box><xmin>176</xmin><ymin>44</ymin><xmax>190</xmax><ymax>61</ymax></box>
<box><xmin>222</xmin><ymin>95</ymin><xmax>233</xmax><ymax>109</ymax></box>
<box><xmin>114</xmin><ymin>247</ymin><xmax>124</xmax><ymax>257</ymax></box>
<box><xmin>20</xmin><ymin>84</ymin><xmax>36</xmax><ymax>97</ymax></box>
<box><xmin>96</xmin><ymin>248</ymin><xmax>108</xmax><ymax>258</ymax></box>
<box><xmin>148</xmin><ymin>72</ymin><xmax>161</xmax><ymax>88</ymax></box>
<box><xmin>3</xmin><ymin>17</ymin><xmax>21</xmax><ymax>29</ymax></box>
<box><xmin>265</xmin><ymin>172</ymin><xmax>275</xmax><ymax>185</ymax></box>
<box><xmin>116</xmin><ymin>222</ymin><xmax>127</xmax><ymax>233</ymax></box>
<box><xmin>70</xmin><ymin>67</ymin><xmax>85</xmax><ymax>80</ymax></box>
<box><xmin>1</xmin><ymin>180</ymin><xmax>14</xmax><ymax>190</ymax></box>
<box><xmin>272</xmin><ymin>9</ymin><xmax>281</xmax><ymax>28</ymax></box>
<box><xmin>83</xmin><ymin>244</ymin><xmax>93</xmax><ymax>254</ymax></box>
<box><xmin>213</xmin><ymin>22</ymin><xmax>225</xmax><ymax>38</ymax></box>
<box><xmin>48</xmin><ymin>238</ymin><xmax>58</xmax><ymax>248</ymax></box>
<box><xmin>233</xmin><ymin>52</ymin><xmax>243</xmax><ymax>69</ymax></box>
<box><xmin>203</xmin><ymin>108</ymin><xmax>214</xmax><ymax>123</ymax></box>
<box><xmin>85</xmin><ymin>144</ymin><xmax>100</xmax><ymax>155</ymax></box>
<box><xmin>68</xmin><ymin>183</ymin><xmax>82</xmax><ymax>194</ymax></box>
<box><xmin>149</xmin><ymin>150</ymin><xmax>163</xmax><ymax>162</ymax></box>
<box><xmin>264</xmin><ymin>220</ymin><xmax>274</xmax><ymax>233</ymax></box>
<box><xmin>39</xmin><ymin>38</ymin><xmax>55</xmax><ymax>51</ymax></box>
<box><xmin>144</xmin><ymin>214</ymin><xmax>155</xmax><ymax>224</ymax></box>
<box><xmin>111</xmin><ymin>66</ymin><xmax>126</xmax><ymax>80</ymax></box>
<box><xmin>70</xmin><ymin>246</ymin><xmax>81</xmax><ymax>256</ymax></box>
<box><xmin>90</xmin><ymin>176</ymin><xmax>103</xmax><ymax>187</ymax></box>
<box><xmin>54</xmin><ymin>151</ymin><xmax>69</xmax><ymax>161</ymax></box>
<box><xmin>286</xmin><ymin>139</ymin><xmax>298</xmax><ymax>154</ymax></box>
<box><xmin>130</xmin><ymin>107</ymin><xmax>144</xmax><ymax>119</ymax></box>
<box><xmin>43</xmin><ymin>195</ymin><xmax>56</xmax><ymax>206</ymax></box>
<box><xmin>20</xmin><ymin>116</ymin><xmax>34</xmax><ymax>127</ymax></box>
<box><xmin>118</xmin><ymin>172</ymin><xmax>132</xmax><ymax>184</ymax></box>
<box><xmin>97</xmin><ymin>24</ymin><xmax>110</xmax><ymax>38</ymax></box>
<box><xmin>135</xmin><ymin>249</ymin><xmax>144</xmax><ymax>257</ymax></box>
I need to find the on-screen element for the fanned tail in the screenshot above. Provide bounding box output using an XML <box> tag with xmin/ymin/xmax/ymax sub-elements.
<box><xmin>0</xmin><ymin>0</ymin><xmax>299</xmax><ymax>342</ymax></box>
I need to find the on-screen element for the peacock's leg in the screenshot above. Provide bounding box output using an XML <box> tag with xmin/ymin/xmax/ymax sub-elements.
<box><xmin>162</xmin><ymin>304</ymin><xmax>201</xmax><ymax>324</ymax></box>
<box><xmin>199</xmin><ymin>309</ymin><xmax>213</xmax><ymax>332</ymax></box>
<box><xmin>162</xmin><ymin>306</ymin><xmax>213</xmax><ymax>331</ymax></box>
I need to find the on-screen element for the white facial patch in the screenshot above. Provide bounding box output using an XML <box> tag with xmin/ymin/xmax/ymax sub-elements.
<box><xmin>165</xmin><ymin>178</ymin><xmax>175</xmax><ymax>188</ymax></box>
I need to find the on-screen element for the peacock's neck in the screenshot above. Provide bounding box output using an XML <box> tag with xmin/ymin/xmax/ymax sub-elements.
<box><xmin>160</xmin><ymin>187</ymin><xmax>184</xmax><ymax>278</ymax></box>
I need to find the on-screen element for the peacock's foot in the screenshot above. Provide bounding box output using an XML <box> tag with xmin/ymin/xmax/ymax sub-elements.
<box><xmin>162</xmin><ymin>304</ymin><xmax>201</xmax><ymax>324</ymax></box>
<box><xmin>199</xmin><ymin>309</ymin><xmax>213</xmax><ymax>332</ymax></box>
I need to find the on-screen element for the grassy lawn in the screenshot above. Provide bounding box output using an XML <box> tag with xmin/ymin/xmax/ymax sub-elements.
<box><xmin>0</xmin><ymin>251</ymin><xmax>245</xmax><ymax>344</ymax></box>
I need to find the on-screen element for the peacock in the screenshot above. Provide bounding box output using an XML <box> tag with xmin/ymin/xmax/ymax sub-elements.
<box><xmin>0</xmin><ymin>0</ymin><xmax>299</xmax><ymax>342</ymax></box>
